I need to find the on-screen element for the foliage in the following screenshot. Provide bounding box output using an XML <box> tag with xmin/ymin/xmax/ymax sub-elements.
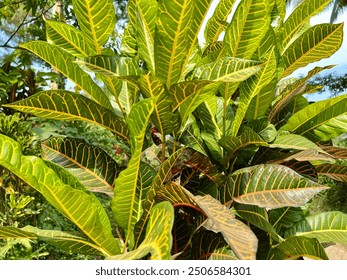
<box><xmin>0</xmin><ymin>0</ymin><xmax>347</xmax><ymax>260</ymax></box>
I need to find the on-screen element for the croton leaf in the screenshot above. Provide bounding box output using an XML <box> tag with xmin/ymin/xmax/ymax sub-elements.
<box><xmin>224</xmin><ymin>0</ymin><xmax>272</xmax><ymax>59</ymax></box>
<box><xmin>0</xmin><ymin>134</ymin><xmax>120</xmax><ymax>256</ymax></box>
<box><xmin>281</xmin><ymin>23</ymin><xmax>343</xmax><ymax>78</ymax></box>
<box><xmin>315</xmin><ymin>164</ymin><xmax>347</xmax><ymax>182</ymax></box>
<box><xmin>268</xmin><ymin>236</ymin><xmax>328</xmax><ymax>260</ymax></box>
<box><xmin>72</xmin><ymin>0</ymin><xmax>116</xmax><ymax>53</ymax></box>
<box><xmin>112</xmin><ymin>98</ymin><xmax>155</xmax><ymax>248</ymax></box>
<box><xmin>20</xmin><ymin>41</ymin><xmax>112</xmax><ymax>110</ymax></box>
<box><xmin>42</xmin><ymin>137</ymin><xmax>118</xmax><ymax>197</ymax></box>
<box><xmin>279</xmin><ymin>94</ymin><xmax>347</xmax><ymax>142</ymax></box>
<box><xmin>282</xmin><ymin>0</ymin><xmax>332</xmax><ymax>49</ymax></box>
<box><xmin>4</xmin><ymin>90</ymin><xmax>129</xmax><ymax>141</ymax></box>
<box><xmin>194</xmin><ymin>195</ymin><xmax>258</xmax><ymax>260</ymax></box>
<box><xmin>46</xmin><ymin>20</ymin><xmax>96</xmax><ymax>58</ymax></box>
<box><xmin>108</xmin><ymin>202</ymin><xmax>174</xmax><ymax>260</ymax></box>
<box><xmin>230</xmin><ymin>164</ymin><xmax>328</xmax><ymax>208</ymax></box>
<box><xmin>285</xmin><ymin>211</ymin><xmax>347</xmax><ymax>245</ymax></box>
<box><xmin>0</xmin><ymin>226</ymin><xmax>104</xmax><ymax>256</ymax></box>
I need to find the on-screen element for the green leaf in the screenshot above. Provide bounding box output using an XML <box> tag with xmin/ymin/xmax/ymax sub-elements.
<box><xmin>231</xmin><ymin>164</ymin><xmax>329</xmax><ymax>208</ymax></box>
<box><xmin>219</xmin><ymin>128</ymin><xmax>268</xmax><ymax>162</ymax></box>
<box><xmin>72</xmin><ymin>0</ymin><xmax>116</xmax><ymax>53</ymax></box>
<box><xmin>268</xmin><ymin>236</ymin><xmax>328</xmax><ymax>260</ymax></box>
<box><xmin>155</xmin><ymin>0</ymin><xmax>195</xmax><ymax>87</ymax></box>
<box><xmin>76</xmin><ymin>55</ymin><xmax>141</xmax><ymax>78</ymax></box>
<box><xmin>108</xmin><ymin>202</ymin><xmax>174</xmax><ymax>260</ymax></box>
<box><xmin>0</xmin><ymin>134</ymin><xmax>120</xmax><ymax>256</ymax></box>
<box><xmin>42</xmin><ymin>137</ymin><xmax>117</xmax><ymax>197</ymax></box>
<box><xmin>192</xmin><ymin>57</ymin><xmax>262</xmax><ymax>82</ymax></box>
<box><xmin>285</xmin><ymin>211</ymin><xmax>347</xmax><ymax>244</ymax></box>
<box><xmin>171</xmin><ymin>82</ymin><xmax>220</xmax><ymax>126</ymax></box>
<box><xmin>282</xmin><ymin>0</ymin><xmax>332</xmax><ymax>49</ymax></box>
<box><xmin>138</xmin><ymin>75</ymin><xmax>173</xmax><ymax>135</ymax></box>
<box><xmin>315</xmin><ymin>164</ymin><xmax>347</xmax><ymax>182</ymax></box>
<box><xmin>135</xmin><ymin>148</ymin><xmax>188</xmax><ymax>246</ymax></box>
<box><xmin>224</xmin><ymin>0</ymin><xmax>272</xmax><ymax>59</ymax></box>
<box><xmin>232</xmin><ymin>48</ymin><xmax>277</xmax><ymax>135</ymax></box>
<box><xmin>281</xmin><ymin>23</ymin><xmax>344</xmax><ymax>78</ymax></box>
<box><xmin>135</xmin><ymin>0</ymin><xmax>158</xmax><ymax>73</ymax></box>
<box><xmin>0</xmin><ymin>226</ymin><xmax>104</xmax><ymax>256</ymax></box>
<box><xmin>279</xmin><ymin>94</ymin><xmax>347</xmax><ymax>141</ymax></box>
<box><xmin>234</xmin><ymin>203</ymin><xmax>282</xmax><ymax>242</ymax></box>
<box><xmin>181</xmin><ymin>0</ymin><xmax>214</xmax><ymax>79</ymax></box>
<box><xmin>156</xmin><ymin>181</ymin><xmax>195</xmax><ymax>206</ymax></box>
<box><xmin>270</xmin><ymin>134</ymin><xmax>324</xmax><ymax>152</ymax></box>
<box><xmin>46</xmin><ymin>20</ymin><xmax>96</xmax><ymax>58</ymax></box>
<box><xmin>194</xmin><ymin>195</ymin><xmax>258</xmax><ymax>260</ymax></box>
<box><xmin>204</xmin><ymin>0</ymin><xmax>236</xmax><ymax>44</ymax></box>
<box><xmin>20</xmin><ymin>41</ymin><xmax>112</xmax><ymax>110</ymax></box>
<box><xmin>4</xmin><ymin>90</ymin><xmax>129</xmax><ymax>141</ymax></box>
<box><xmin>120</xmin><ymin>0</ymin><xmax>138</xmax><ymax>57</ymax></box>
<box><xmin>112</xmin><ymin>98</ymin><xmax>155</xmax><ymax>247</ymax></box>
<box><xmin>269</xmin><ymin>207</ymin><xmax>307</xmax><ymax>231</ymax></box>
<box><xmin>270</xmin><ymin>65</ymin><xmax>335</xmax><ymax>122</ymax></box>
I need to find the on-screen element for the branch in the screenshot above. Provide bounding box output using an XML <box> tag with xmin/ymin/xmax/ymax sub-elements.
<box><xmin>1</xmin><ymin>1</ymin><xmax>54</xmax><ymax>48</ymax></box>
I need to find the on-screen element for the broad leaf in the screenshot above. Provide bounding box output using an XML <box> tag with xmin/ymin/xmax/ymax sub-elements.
<box><xmin>155</xmin><ymin>0</ymin><xmax>194</xmax><ymax>87</ymax></box>
<box><xmin>0</xmin><ymin>134</ymin><xmax>120</xmax><ymax>256</ymax></box>
<box><xmin>135</xmin><ymin>148</ymin><xmax>188</xmax><ymax>245</ymax></box>
<box><xmin>4</xmin><ymin>90</ymin><xmax>129</xmax><ymax>141</ymax></box>
<box><xmin>192</xmin><ymin>57</ymin><xmax>262</xmax><ymax>82</ymax></box>
<box><xmin>320</xmin><ymin>146</ymin><xmax>347</xmax><ymax>159</ymax></box>
<box><xmin>112</xmin><ymin>98</ymin><xmax>155</xmax><ymax>247</ymax></box>
<box><xmin>42</xmin><ymin>137</ymin><xmax>118</xmax><ymax>197</ymax></box>
<box><xmin>315</xmin><ymin>164</ymin><xmax>347</xmax><ymax>182</ymax></box>
<box><xmin>270</xmin><ymin>65</ymin><xmax>335</xmax><ymax>121</ymax></box>
<box><xmin>204</xmin><ymin>0</ymin><xmax>236</xmax><ymax>44</ymax></box>
<box><xmin>20</xmin><ymin>41</ymin><xmax>112</xmax><ymax>109</ymax></box>
<box><xmin>77</xmin><ymin>55</ymin><xmax>141</xmax><ymax>78</ymax></box>
<box><xmin>156</xmin><ymin>181</ymin><xmax>195</xmax><ymax>206</ymax></box>
<box><xmin>224</xmin><ymin>0</ymin><xmax>272</xmax><ymax>59</ymax></box>
<box><xmin>219</xmin><ymin>128</ymin><xmax>268</xmax><ymax>162</ymax></box>
<box><xmin>171</xmin><ymin>82</ymin><xmax>220</xmax><ymax>126</ymax></box>
<box><xmin>72</xmin><ymin>0</ymin><xmax>116</xmax><ymax>53</ymax></box>
<box><xmin>231</xmin><ymin>164</ymin><xmax>329</xmax><ymax>208</ymax></box>
<box><xmin>281</xmin><ymin>23</ymin><xmax>343</xmax><ymax>78</ymax></box>
<box><xmin>285</xmin><ymin>211</ymin><xmax>347</xmax><ymax>244</ymax></box>
<box><xmin>234</xmin><ymin>203</ymin><xmax>282</xmax><ymax>242</ymax></box>
<box><xmin>194</xmin><ymin>195</ymin><xmax>258</xmax><ymax>260</ymax></box>
<box><xmin>0</xmin><ymin>226</ymin><xmax>104</xmax><ymax>256</ymax></box>
<box><xmin>135</xmin><ymin>0</ymin><xmax>157</xmax><ymax>73</ymax></box>
<box><xmin>279</xmin><ymin>94</ymin><xmax>347</xmax><ymax>141</ymax></box>
<box><xmin>270</xmin><ymin>134</ymin><xmax>323</xmax><ymax>152</ymax></box>
<box><xmin>268</xmin><ymin>236</ymin><xmax>328</xmax><ymax>260</ymax></box>
<box><xmin>232</xmin><ymin>48</ymin><xmax>277</xmax><ymax>135</ymax></box>
<box><xmin>282</xmin><ymin>0</ymin><xmax>332</xmax><ymax>49</ymax></box>
<box><xmin>46</xmin><ymin>20</ymin><xmax>96</xmax><ymax>58</ymax></box>
<box><xmin>108</xmin><ymin>202</ymin><xmax>174</xmax><ymax>260</ymax></box>
<box><xmin>138</xmin><ymin>75</ymin><xmax>173</xmax><ymax>135</ymax></box>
